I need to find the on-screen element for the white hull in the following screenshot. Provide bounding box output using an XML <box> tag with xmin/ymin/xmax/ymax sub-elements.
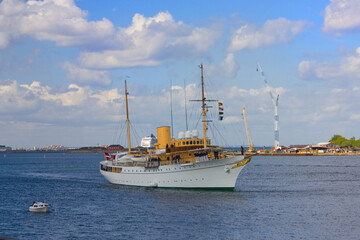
<box><xmin>100</xmin><ymin>155</ymin><xmax>248</xmax><ymax>190</ymax></box>
<box><xmin>29</xmin><ymin>206</ymin><xmax>50</xmax><ymax>213</ymax></box>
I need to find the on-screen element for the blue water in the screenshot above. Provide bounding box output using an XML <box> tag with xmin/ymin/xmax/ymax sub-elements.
<box><xmin>1</xmin><ymin>153</ymin><xmax>359</xmax><ymax>239</ymax></box>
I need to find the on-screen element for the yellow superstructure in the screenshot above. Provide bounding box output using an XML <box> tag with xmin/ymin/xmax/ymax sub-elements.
<box><xmin>154</xmin><ymin>126</ymin><xmax>211</xmax><ymax>150</ymax></box>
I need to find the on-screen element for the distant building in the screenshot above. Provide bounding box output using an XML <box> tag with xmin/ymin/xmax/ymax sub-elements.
<box><xmin>107</xmin><ymin>144</ymin><xmax>124</xmax><ymax>151</ymax></box>
<box><xmin>314</xmin><ymin>142</ymin><xmax>335</xmax><ymax>148</ymax></box>
<box><xmin>42</xmin><ymin>145</ymin><xmax>68</xmax><ymax>151</ymax></box>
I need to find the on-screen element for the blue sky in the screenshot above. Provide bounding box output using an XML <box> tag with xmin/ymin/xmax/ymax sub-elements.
<box><xmin>1</xmin><ymin>0</ymin><xmax>360</xmax><ymax>148</ymax></box>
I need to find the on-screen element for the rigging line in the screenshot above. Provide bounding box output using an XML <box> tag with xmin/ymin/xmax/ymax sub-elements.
<box><xmin>188</xmin><ymin>94</ymin><xmax>198</xmax><ymax>130</ymax></box>
<box><xmin>130</xmin><ymin>121</ymin><xmax>141</xmax><ymax>147</ymax></box>
<box><xmin>128</xmin><ymin>106</ymin><xmax>147</xmax><ymax>147</ymax></box>
<box><xmin>207</xmin><ymin>111</ymin><xmax>220</xmax><ymax>144</ymax></box>
<box><xmin>118</xmin><ymin>120</ymin><xmax>126</xmax><ymax>145</ymax></box>
<box><xmin>119</xmin><ymin>120</ymin><xmax>127</xmax><ymax>146</ymax></box>
<box><xmin>187</xmin><ymin>80</ymin><xmax>198</xmax><ymax>127</ymax></box>
<box><xmin>130</xmin><ymin>122</ymin><xmax>138</xmax><ymax>146</ymax></box>
<box><xmin>208</xmin><ymin>125</ymin><xmax>216</xmax><ymax>144</ymax></box>
<box><xmin>113</xmin><ymin>94</ymin><xmax>125</xmax><ymax>144</ymax></box>
<box><xmin>229</xmin><ymin>122</ymin><xmax>243</xmax><ymax>146</ymax></box>
<box><xmin>193</xmin><ymin>112</ymin><xmax>202</xmax><ymax>131</ymax></box>
<box><xmin>170</xmin><ymin>78</ymin><xmax>174</xmax><ymax>138</ymax></box>
<box><xmin>211</xmin><ymin>103</ymin><xmax>231</xmax><ymax>147</ymax></box>
<box><xmin>184</xmin><ymin>78</ymin><xmax>189</xmax><ymax>131</ymax></box>
<box><xmin>212</xmin><ymin>122</ymin><xmax>230</xmax><ymax>147</ymax></box>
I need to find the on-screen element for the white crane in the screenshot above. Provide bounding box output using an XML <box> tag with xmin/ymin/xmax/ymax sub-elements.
<box><xmin>256</xmin><ymin>62</ymin><xmax>280</xmax><ymax>149</ymax></box>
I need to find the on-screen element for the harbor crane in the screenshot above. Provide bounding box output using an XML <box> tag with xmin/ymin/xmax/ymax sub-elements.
<box><xmin>256</xmin><ymin>62</ymin><xmax>280</xmax><ymax>149</ymax></box>
<box><xmin>242</xmin><ymin>107</ymin><xmax>254</xmax><ymax>152</ymax></box>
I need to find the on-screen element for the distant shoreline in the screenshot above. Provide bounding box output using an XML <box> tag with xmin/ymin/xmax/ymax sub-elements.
<box><xmin>2</xmin><ymin>150</ymin><xmax>359</xmax><ymax>156</ymax></box>
<box><xmin>252</xmin><ymin>152</ymin><xmax>360</xmax><ymax>156</ymax></box>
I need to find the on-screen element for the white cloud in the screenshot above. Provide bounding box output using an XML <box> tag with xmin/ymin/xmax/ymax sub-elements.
<box><xmin>0</xmin><ymin>1</ymin><xmax>220</xmax><ymax>68</ymax></box>
<box><xmin>350</xmin><ymin>114</ymin><xmax>360</xmax><ymax>120</ymax></box>
<box><xmin>222</xmin><ymin>116</ymin><xmax>242</xmax><ymax>124</ymax></box>
<box><xmin>3</xmin><ymin>78</ymin><xmax>360</xmax><ymax>147</ymax></box>
<box><xmin>298</xmin><ymin>47</ymin><xmax>360</xmax><ymax>81</ymax></box>
<box><xmin>92</xmin><ymin>89</ymin><xmax>122</xmax><ymax>106</ymax></box>
<box><xmin>207</xmin><ymin>53</ymin><xmax>240</xmax><ymax>79</ymax></box>
<box><xmin>0</xmin><ymin>0</ymin><xmax>115</xmax><ymax>49</ymax></box>
<box><xmin>324</xmin><ymin>104</ymin><xmax>341</xmax><ymax>112</ymax></box>
<box><xmin>0</xmin><ymin>80</ymin><xmax>38</xmax><ymax>112</ymax></box>
<box><xmin>20</xmin><ymin>81</ymin><xmax>88</xmax><ymax>106</ymax></box>
<box><xmin>228</xmin><ymin>18</ymin><xmax>306</xmax><ymax>52</ymax></box>
<box><xmin>331</xmin><ymin>88</ymin><xmax>346</xmax><ymax>93</ymax></box>
<box><xmin>79</xmin><ymin>12</ymin><xmax>221</xmax><ymax>68</ymax></box>
<box><xmin>62</xmin><ymin>62</ymin><xmax>111</xmax><ymax>86</ymax></box>
<box><xmin>323</xmin><ymin>0</ymin><xmax>360</xmax><ymax>34</ymax></box>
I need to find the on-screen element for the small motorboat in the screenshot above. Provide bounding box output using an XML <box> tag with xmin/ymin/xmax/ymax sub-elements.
<box><xmin>29</xmin><ymin>202</ymin><xmax>50</xmax><ymax>213</ymax></box>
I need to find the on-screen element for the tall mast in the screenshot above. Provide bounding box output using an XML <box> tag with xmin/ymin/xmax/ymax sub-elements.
<box><xmin>170</xmin><ymin>78</ymin><xmax>174</xmax><ymax>139</ymax></box>
<box><xmin>200</xmin><ymin>64</ymin><xmax>207</xmax><ymax>149</ymax></box>
<box><xmin>125</xmin><ymin>79</ymin><xmax>131</xmax><ymax>152</ymax></box>
<box><xmin>184</xmin><ymin>78</ymin><xmax>189</xmax><ymax>131</ymax></box>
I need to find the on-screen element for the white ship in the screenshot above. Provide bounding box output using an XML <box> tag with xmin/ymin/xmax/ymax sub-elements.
<box><xmin>100</xmin><ymin>65</ymin><xmax>251</xmax><ymax>190</ymax></box>
<box><xmin>0</xmin><ymin>145</ymin><xmax>11</xmax><ymax>152</ymax></box>
<box><xmin>140</xmin><ymin>134</ymin><xmax>157</xmax><ymax>148</ymax></box>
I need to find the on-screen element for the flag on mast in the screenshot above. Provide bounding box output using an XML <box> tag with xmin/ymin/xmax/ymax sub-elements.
<box><xmin>218</xmin><ymin>102</ymin><xmax>224</xmax><ymax>120</ymax></box>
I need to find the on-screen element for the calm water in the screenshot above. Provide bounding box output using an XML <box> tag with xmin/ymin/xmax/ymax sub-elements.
<box><xmin>0</xmin><ymin>153</ymin><xmax>359</xmax><ymax>239</ymax></box>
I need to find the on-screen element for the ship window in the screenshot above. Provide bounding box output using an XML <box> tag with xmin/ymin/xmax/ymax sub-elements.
<box><xmin>186</xmin><ymin>141</ymin><xmax>189</xmax><ymax>145</ymax></box>
<box><xmin>197</xmin><ymin>141</ymin><xmax>199</xmax><ymax>144</ymax></box>
<box><xmin>200</xmin><ymin>140</ymin><xmax>203</xmax><ymax>144</ymax></box>
<box><xmin>190</xmin><ymin>141</ymin><xmax>192</xmax><ymax>144</ymax></box>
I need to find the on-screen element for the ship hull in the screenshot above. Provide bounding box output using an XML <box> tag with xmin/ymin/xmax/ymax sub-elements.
<box><xmin>100</xmin><ymin>155</ymin><xmax>249</xmax><ymax>190</ymax></box>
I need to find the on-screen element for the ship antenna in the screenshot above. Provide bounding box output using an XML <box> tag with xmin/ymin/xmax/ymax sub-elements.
<box><xmin>200</xmin><ymin>64</ymin><xmax>207</xmax><ymax>149</ymax></box>
<box><xmin>184</xmin><ymin>78</ymin><xmax>189</xmax><ymax>131</ymax></box>
<box><xmin>125</xmin><ymin>79</ymin><xmax>131</xmax><ymax>152</ymax></box>
<box><xmin>170</xmin><ymin>78</ymin><xmax>174</xmax><ymax>139</ymax></box>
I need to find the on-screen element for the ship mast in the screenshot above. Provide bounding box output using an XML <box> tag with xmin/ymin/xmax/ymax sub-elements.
<box><xmin>200</xmin><ymin>64</ymin><xmax>207</xmax><ymax>149</ymax></box>
<box><xmin>125</xmin><ymin>79</ymin><xmax>131</xmax><ymax>152</ymax></box>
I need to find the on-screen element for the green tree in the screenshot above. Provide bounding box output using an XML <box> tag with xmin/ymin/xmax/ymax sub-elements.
<box><xmin>340</xmin><ymin>140</ymin><xmax>352</xmax><ymax>148</ymax></box>
<box><xmin>329</xmin><ymin>134</ymin><xmax>347</xmax><ymax>145</ymax></box>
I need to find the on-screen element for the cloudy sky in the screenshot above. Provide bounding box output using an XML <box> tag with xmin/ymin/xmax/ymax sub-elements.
<box><xmin>1</xmin><ymin>0</ymin><xmax>360</xmax><ymax>148</ymax></box>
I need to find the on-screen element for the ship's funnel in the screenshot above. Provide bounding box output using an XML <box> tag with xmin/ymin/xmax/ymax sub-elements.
<box><xmin>156</xmin><ymin>126</ymin><xmax>171</xmax><ymax>149</ymax></box>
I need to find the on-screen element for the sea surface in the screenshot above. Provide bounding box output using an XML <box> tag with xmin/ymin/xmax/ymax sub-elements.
<box><xmin>0</xmin><ymin>153</ymin><xmax>359</xmax><ymax>240</ymax></box>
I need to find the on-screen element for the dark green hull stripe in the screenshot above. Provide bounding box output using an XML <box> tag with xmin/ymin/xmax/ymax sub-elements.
<box><xmin>109</xmin><ymin>183</ymin><xmax>235</xmax><ymax>191</ymax></box>
<box><xmin>157</xmin><ymin>186</ymin><xmax>234</xmax><ymax>191</ymax></box>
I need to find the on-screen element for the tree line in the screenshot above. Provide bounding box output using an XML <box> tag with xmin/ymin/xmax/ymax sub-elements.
<box><xmin>329</xmin><ymin>135</ymin><xmax>360</xmax><ymax>148</ymax></box>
